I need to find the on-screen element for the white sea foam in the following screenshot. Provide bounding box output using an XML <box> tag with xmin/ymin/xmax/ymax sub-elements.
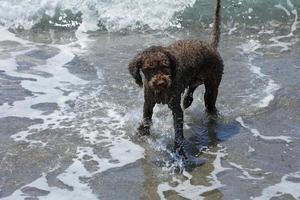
<box><xmin>275</xmin><ymin>4</ymin><xmax>291</xmax><ymax>16</ymax></box>
<box><xmin>239</xmin><ymin>39</ymin><xmax>281</xmax><ymax>109</ymax></box>
<box><xmin>269</xmin><ymin>1</ymin><xmax>299</xmax><ymax>52</ymax></box>
<box><xmin>248</xmin><ymin>144</ymin><xmax>255</xmax><ymax>153</ymax></box>
<box><xmin>238</xmin><ymin>1</ymin><xmax>299</xmax><ymax>109</ymax></box>
<box><xmin>239</xmin><ymin>39</ymin><xmax>263</xmax><ymax>55</ymax></box>
<box><xmin>1</xmin><ymin>28</ymin><xmax>145</xmax><ymax>199</ymax></box>
<box><xmin>247</xmin><ymin>57</ymin><xmax>280</xmax><ymax>108</ymax></box>
<box><xmin>2</xmin><ymin>96</ymin><xmax>144</xmax><ymax>199</ymax></box>
<box><xmin>228</xmin><ymin>162</ymin><xmax>264</xmax><ymax>180</ymax></box>
<box><xmin>0</xmin><ymin>0</ymin><xmax>196</xmax><ymax>31</ymax></box>
<box><xmin>157</xmin><ymin>146</ymin><xmax>230</xmax><ymax>200</ymax></box>
<box><xmin>236</xmin><ymin>117</ymin><xmax>292</xmax><ymax>143</ymax></box>
<box><xmin>251</xmin><ymin>171</ymin><xmax>300</xmax><ymax>200</ymax></box>
<box><xmin>2</xmin><ymin>140</ymin><xmax>143</xmax><ymax>200</ymax></box>
<box><xmin>0</xmin><ymin>28</ymin><xmax>90</xmax><ymax>145</ymax></box>
<box><xmin>2</xmin><ymin>164</ymin><xmax>97</xmax><ymax>200</ymax></box>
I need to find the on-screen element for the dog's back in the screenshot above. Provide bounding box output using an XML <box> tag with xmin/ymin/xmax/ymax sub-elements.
<box><xmin>168</xmin><ymin>39</ymin><xmax>223</xmax><ymax>90</ymax></box>
<box><xmin>168</xmin><ymin>40</ymin><xmax>220</xmax><ymax>68</ymax></box>
<box><xmin>167</xmin><ymin>0</ymin><xmax>223</xmax><ymax>86</ymax></box>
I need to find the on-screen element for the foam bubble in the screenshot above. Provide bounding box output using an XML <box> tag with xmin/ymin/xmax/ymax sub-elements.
<box><xmin>248</xmin><ymin>144</ymin><xmax>255</xmax><ymax>153</ymax></box>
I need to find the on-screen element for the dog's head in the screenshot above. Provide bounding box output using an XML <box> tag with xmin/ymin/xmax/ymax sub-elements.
<box><xmin>128</xmin><ymin>46</ymin><xmax>176</xmax><ymax>92</ymax></box>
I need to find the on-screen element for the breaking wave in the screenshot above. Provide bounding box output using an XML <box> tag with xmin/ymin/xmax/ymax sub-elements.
<box><xmin>0</xmin><ymin>0</ymin><xmax>299</xmax><ymax>32</ymax></box>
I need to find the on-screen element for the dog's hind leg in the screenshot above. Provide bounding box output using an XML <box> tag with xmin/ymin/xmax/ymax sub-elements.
<box><xmin>183</xmin><ymin>85</ymin><xmax>197</xmax><ymax>109</ymax></box>
<box><xmin>204</xmin><ymin>78</ymin><xmax>219</xmax><ymax>115</ymax></box>
<box><xmin>183</xmin><ymin>79</ymin><xmax>202</xmax><ymax>109</ymax></box>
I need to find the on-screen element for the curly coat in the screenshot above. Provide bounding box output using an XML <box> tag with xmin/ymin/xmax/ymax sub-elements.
<box><xmin>128</xmin><ymin>0</ymin><xmax>223</xmax><ymax>152</ymax></box>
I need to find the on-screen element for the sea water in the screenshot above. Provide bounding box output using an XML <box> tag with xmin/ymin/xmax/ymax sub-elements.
<box><xmin>0</xmin><ymin>0</ymin><xmax>299</xmax><ymax>199</ymax></box>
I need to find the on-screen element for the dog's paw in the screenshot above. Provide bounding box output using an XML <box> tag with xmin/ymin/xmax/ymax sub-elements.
<box><xmin>205</xmin><ymin>108</ymin><xmax>218</xmax><ymax>119</ymax></box>
<box><xmin>183</xmin><ymin>96</ymin><xmax>193</xmax><ymax>109</ymax></box>
<box><xmin>137</xmin><ymin>123</ymin><xmax>151</xmax><ymax>136</ymax></box>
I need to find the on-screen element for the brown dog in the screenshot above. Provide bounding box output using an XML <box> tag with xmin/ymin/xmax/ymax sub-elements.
<box><xmin>128</xmin><ymin>0</ymin><xmax>223</xmax><ymax>153</ymax></box>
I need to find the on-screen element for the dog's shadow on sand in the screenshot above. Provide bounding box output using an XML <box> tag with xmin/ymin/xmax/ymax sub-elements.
<box><xmin>186</xmin><ymin>111</ymin><xmax>241</xmax><ymax>149</ymax></box>
<box><xmin>177</xmin><ymin>112</ymin><xmax>240</xmax><ymax>172</ymax></box>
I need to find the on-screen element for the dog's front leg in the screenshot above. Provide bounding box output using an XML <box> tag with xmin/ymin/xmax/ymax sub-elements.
<box><xmin>169</xmin><ymin>99</ymin><xmax>184</xmax><ymax>154</ymax></box>
<box><xmin>137</xmin><ymin>99</ymin><xmax>155</xmax><ymax>136</ymax></box>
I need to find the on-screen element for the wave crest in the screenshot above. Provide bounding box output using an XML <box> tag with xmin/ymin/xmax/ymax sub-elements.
<box><xmin>0</xmin><ymin>0</ymin><xmax>299</xmax><ymax>32</ymax></box>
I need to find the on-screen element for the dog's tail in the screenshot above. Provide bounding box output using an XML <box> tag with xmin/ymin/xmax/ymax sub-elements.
<box><xmin>211</xmin><ymin>0</ymin><xmax>222</xmax><ymax>49</ymax></box>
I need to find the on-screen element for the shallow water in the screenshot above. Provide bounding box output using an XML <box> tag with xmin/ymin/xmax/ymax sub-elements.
<box><xmin>1</xmin><ymin>0</ymin><xmax>300</xmax><ymax>199</ymax></box>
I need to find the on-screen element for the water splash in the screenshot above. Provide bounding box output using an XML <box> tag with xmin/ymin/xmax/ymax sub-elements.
<box><xmin>157</xmin><ymin>146</ymin><xmax>230</xmax><ymax>200</ymax></box>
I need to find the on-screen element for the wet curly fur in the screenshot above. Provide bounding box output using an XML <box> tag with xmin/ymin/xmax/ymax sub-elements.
<box><xmin>128</xmin><ymin>0</ymin><xmax>223</xmax><ymax>152</ymax></box>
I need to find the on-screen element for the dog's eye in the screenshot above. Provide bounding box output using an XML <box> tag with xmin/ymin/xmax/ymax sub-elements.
<box><xmin>161</xmin><ymin>60</ymin><xmax>168</xmax><ymax>67</ymax></box>
<box><xmin>145</xmin><ymin>61</ymin><xmax>155</xmax><ymax>69</ymax></box>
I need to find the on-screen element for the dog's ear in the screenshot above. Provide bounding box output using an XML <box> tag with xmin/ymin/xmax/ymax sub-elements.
<box><xmin>128</xmin><ymin>54</ymin><xmax>143</xmax><ymax>87</ymax></box>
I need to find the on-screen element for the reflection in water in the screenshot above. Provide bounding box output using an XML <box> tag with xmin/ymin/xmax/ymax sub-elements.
<box><xmin>206</xmin><ymin>117</ymin><xmax>219</xmax><ymax>147</ymax></box>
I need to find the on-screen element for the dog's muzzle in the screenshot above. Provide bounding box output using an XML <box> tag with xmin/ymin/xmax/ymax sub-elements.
<box><xmin>149</xmin><ymin>74</ymin><xmax>171</xmax><ymax>91</ymax></box>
